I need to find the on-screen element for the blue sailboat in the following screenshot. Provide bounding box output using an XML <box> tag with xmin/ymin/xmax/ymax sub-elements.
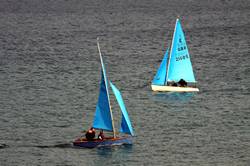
<box><xmin>73</xmin><ymin>39</ymin><xmax>134</xmax><ymax>148</ymax></box>
<box><xmin>151</xmin><ymin>18</ymin><xmax>199</xmax><ymax>92</ymax></box>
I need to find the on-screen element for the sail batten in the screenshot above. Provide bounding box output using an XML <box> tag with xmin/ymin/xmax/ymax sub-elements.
<box><xmin>110</xmin><ymin>82</ymin><xmax>134</xmax><ymax>136</ymax></box>
<box><xmin>152</xmin><ymin>48</ymin><xmax>169</xmax><ymax>86</ymax></box>
<box><xmin>166</xmin><ymin>19</ymin><xmax>196</xmax><ymax>83</ymax></box>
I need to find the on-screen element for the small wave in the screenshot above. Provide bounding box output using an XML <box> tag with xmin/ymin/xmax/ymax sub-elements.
<box><xmin>0</xmin><ymin>143</ymin><xmax>9</xmax><ymax>149</ymax></box>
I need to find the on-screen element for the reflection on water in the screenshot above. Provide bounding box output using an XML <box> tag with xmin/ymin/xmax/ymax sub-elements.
<box><xmin>150</xmin><ymin>92</ymin><xmax>195</xmax><ymax>103</ymax></box>
<box><xmin>96</xmin><ymin>144</ymin><xmax>133</xmax><ymax>156</ymax></box>
<box><xmin>93</xmin><ymin>145</ymin><xmax>133</xmax><ymax>165</ymax></box>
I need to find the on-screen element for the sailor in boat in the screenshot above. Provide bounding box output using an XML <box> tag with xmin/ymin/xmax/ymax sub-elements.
<box><xmin>85</xmin><ymin>127</ymin><xmax>96</xmax><ymax>141</ymax></box>
<box><xmin>167</xmin><ymin>79</ymin><xmax>187</xmax><ymax>87</ymax></box>
<box><xmin>178</xmin><ymin>79</ymin><xmax>187</xmax><ymax>87</ymax></box>
<box><xmin>98</xmin><ymin>130</ymin><xmax>105</xmax><ymax>140</ymax></box>
<box><xmin>167</xmin><ymin>81</ymin><xmax>177</xmax><ymax>86</ymax></box>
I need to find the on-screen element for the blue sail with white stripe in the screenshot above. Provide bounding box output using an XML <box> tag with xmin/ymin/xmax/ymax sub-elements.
<box><xmin>152</xmin><ymin>48</ymin><xmax>169</xmax><ymax>85</ymax></box>
<box><xmin>166</xmin><ymin>19</ymin><xmax>196</xmax><ymax>83</ymax></box>
<box><xmin>110</xmin><ymin>82</ymin><xmax>134</xmax><ymax>136</ymax></box>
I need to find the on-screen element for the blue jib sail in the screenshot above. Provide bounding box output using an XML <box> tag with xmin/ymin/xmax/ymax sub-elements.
<box><xmin>167</xmin><ymin>19</ymin><xmax>196</xmax><ymax>83</ymax></box>
<box><xmin>92</xmin><ymin>70</ymin><xmax>113</xmax><ymax>131</ymax></box>
<box><xmin>152</xmin><ymin>48</ymin><xmax>169</xmax><ymax>85</ymax></box>
<box><xmin>110</xmin><ymin>82</ymin><xmax>134</xmax><ymax>136</ymax></box>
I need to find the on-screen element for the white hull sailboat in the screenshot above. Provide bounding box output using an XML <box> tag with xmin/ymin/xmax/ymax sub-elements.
<box><xmin>151</xmin><ymin>85</ymin><xmax>199</xmax><ymax>92</ymax></box>
<box><xmin>151</xmin><ymin>18</ymin><xmax>199</xmax><ymax>92</ymax></box>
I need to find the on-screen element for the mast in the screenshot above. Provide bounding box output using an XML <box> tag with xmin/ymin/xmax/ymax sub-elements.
<box><xmin>166</xmin><ymin>18</ymin><xmax>179</xmax><ymax>84</ymax></box>
<box><xmin>96</xmin><ymin>38</ymin><xmax>116</xmax><ymax>138</ymax></box>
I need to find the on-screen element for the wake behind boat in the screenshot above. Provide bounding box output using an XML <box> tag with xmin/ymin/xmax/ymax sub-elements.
<box><xmin>151</xmin><ymin>18</ymin><xmax>199</xmax><ymax>92</ymax></box>
<box><xmin>73</xmin><ymin>38</ymin><xmax>134</xmax><ymax>148</ymax></box>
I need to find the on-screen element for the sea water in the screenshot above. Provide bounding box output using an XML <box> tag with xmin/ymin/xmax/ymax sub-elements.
<box><xmin>0</xmin><ymin>0</ymin><xmax>249</xmax><ymax>165</ymax></box>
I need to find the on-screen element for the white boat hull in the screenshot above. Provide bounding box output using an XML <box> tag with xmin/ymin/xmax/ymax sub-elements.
<box><xmin>151</xmin><ymin>85</ymin><xmax>199</xmax><ymax>92</ymax></box>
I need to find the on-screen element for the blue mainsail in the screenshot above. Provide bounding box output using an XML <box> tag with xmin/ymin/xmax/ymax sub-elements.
<box><xmin>166</xmin><ymin>19</ymin><xmax>196</xmax><ymax>83</ymax></box>
<box><xmin>92</xmin><ymin>71</ymin><xmax>113</xmax><ymax>131</ymax></box>
<box><xmin>152</xmin><ymin>48</ymin><xmax>169</xmax><ymax>85</ymax></box>
<box><xmin>110</xmin><ymin>82</ymin><xmax>134</xmax><ymax>136</ymax></box>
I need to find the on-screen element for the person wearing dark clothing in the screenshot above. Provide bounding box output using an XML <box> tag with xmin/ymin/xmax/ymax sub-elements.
<box><xmin>168</xmin><ymin>81</ymin><xmax>177</xmax><ymax>86</ymax></box>
<box><xmin>178</xmin><ymin>79</ymin><xmax>187</xmax><ymax>87</ymax></box>
<box><xmin>98</xmin><ymin>130</ymin><xmax>105</xmax><ymax>140</ymax></box>
<box><xmin>172</xmin><ymin>82</ymin><xmax>178</xmax><ymax>86</ymax></box>
<box><xmin>85</xmin><ymin>127</ymin><xmax>96</xmax><ymax>141</ymax></box>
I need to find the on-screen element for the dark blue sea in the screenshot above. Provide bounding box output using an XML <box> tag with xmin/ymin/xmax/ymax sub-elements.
<box><xmin>0</xmin><ymin>0</ymin><xmax>250</xmax><ymax>165</ymax></box>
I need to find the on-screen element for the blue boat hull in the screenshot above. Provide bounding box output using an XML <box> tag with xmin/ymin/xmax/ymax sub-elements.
<box><xmin>73</xmin><ymin>136</ymin><xmax>132</xmax><ymax>148</ymax></box>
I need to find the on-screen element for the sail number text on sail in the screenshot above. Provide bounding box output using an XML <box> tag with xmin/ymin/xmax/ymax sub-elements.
<box><xmin>176</xmin><ymin>54</ymin><xmax>189</xmax><ymax>61</ymax></box>
<box><xmin>176</xmin><ymin>45</ymin><xmax>189</xmax><ymax>62</ymax></box>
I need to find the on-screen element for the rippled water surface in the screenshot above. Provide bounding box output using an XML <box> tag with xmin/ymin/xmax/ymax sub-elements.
<box><xmin>0</xmin><ymin>0</ymin><xmax>250</xmax><ymax>165</ymax></box>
